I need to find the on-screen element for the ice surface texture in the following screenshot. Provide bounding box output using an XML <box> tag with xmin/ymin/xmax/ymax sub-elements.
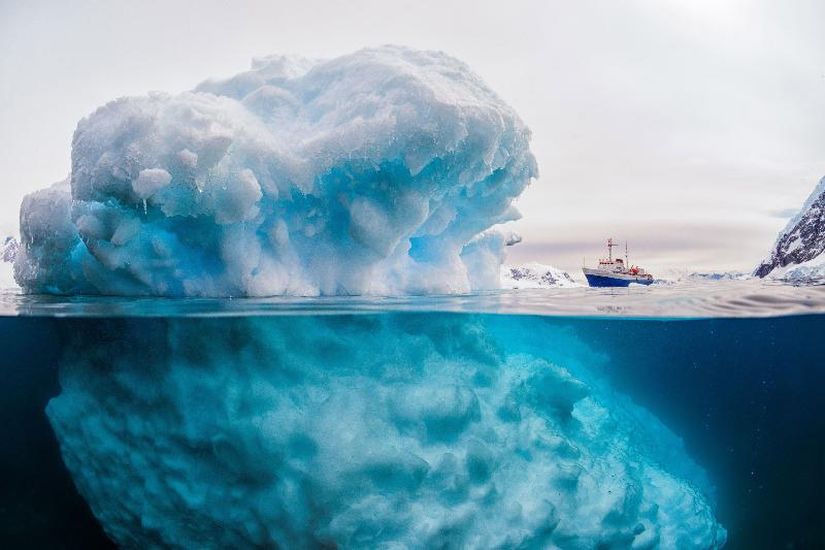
<box><xmin>15</xmin><ymin>46</ymin><xmax>537</xmax><ymax>296</ymax></box>
<box><xmin>47</xmin><ymin>315</ymin><xmax>726</xmax><ymax>548</ymax></box>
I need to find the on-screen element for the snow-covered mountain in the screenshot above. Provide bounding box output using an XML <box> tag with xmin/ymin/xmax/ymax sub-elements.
<box><xmin>2</xmin><ymin>236</ymin><xmax>17</xmax><ymax>263</ymax></box>
<box><xmin>501</xmin><ymin>262</ymin><xmax>580</xmax><ymax>288</ymax></box>
<box><xmin>1</xmin><ymin>236</ymin><xmax>19</xmax><ymax>289</ymax></box>
<box><xmin>685</xmin><ymin>271</ymin><xmax>751</xmax><ymax>282</ymax></box>
<box><xmin>755</xmin><ymin>177</ymin><xmax>825</xmax><ymax>284</ymax></box>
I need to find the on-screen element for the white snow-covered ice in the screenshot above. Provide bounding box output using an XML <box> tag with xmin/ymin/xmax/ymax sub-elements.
<box><xmin>766</xmin><ymin>255</ymin><xmax>825</xmax><ymax>285</ymax></box>
<box><xmin>653</xmin><ymin>269</ymin><xmax>752</xmax><ymax>284</ymax></box>
<box><xmin>14</xmin><ymin>46</ymin><xmax>537</xmax><ymax>297</ymax></box>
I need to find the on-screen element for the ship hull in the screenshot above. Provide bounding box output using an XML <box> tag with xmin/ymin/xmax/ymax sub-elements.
<box><xmin>582</xmin><ymin>269</ymin><xmax>654</xmax><ymax>287</ymax></box>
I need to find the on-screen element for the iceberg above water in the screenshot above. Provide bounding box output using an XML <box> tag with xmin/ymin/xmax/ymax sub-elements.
<box><xmin>15</xmin><ymin>46</ymin><xmax>537</xmax><ymax>296</ymax></box>
<box><xmin>47</xmin><ymin>315</ymin><xmax>726</xmax><ymax>548</ymax></box>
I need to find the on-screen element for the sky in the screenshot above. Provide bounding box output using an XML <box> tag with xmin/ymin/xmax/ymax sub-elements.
<box><xmin>1</xmin><ymin>0</ymin><xmax>824</xmax><ymax>273</ymax></box>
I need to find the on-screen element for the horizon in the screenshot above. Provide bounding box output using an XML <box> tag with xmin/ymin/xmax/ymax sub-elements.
<box><xmin>2</xmin><ymin>0</ymin><xmax>824</xmax><ymax>274</ymax></box>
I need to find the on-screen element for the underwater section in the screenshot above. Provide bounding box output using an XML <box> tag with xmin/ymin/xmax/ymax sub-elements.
<box><xmin>45</xmin><ymin>314</ymin><xmax>726</xmax><ymax>548</ymax></box>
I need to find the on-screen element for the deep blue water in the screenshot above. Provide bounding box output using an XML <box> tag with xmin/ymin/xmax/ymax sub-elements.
<box><xmin>0</xmin><ymin>317</ymin><xmax>113</xmax><ymax>549</ymax></box>
<box><xmin>573</xmin><ymin>317</ymin><xmax>825</xmax><ymax>549</ymax></box>
<box><xmin>0</xmin><ymin>312</ymin><xmax>822</xmax><ymax>549</ymax></box>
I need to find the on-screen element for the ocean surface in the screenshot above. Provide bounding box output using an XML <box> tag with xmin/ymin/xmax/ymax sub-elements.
<box><xmin>1</xmin><ymin>280</ymin><xmax>823</xmax><ymax>549</ymax></box>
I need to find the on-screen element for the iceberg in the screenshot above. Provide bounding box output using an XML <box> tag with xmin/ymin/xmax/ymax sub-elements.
<box><xmin>47</xmin><ymin>314</ymin><xmax>726</xmax><ymax>548</ymax></box>
<box><xmin>14</xmin><ymin>46</ymin><xmax>537</xmax><ymax>297</ymax></box>
<box><xmin>16</xmin><ymin>47</ymin><xmax>726</xmax><ymax>549</ymax></box>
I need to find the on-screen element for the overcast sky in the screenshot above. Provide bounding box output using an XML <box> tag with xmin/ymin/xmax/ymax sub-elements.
<box><xmin>1</xmin><ymin>0</ymin><xmax>824</xmax><ymax>272</ymax></box>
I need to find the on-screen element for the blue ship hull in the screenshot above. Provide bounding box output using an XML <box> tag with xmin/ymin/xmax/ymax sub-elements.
<box><xmin>584</xmin><ymin>273</ymin><xmax>654</xmax><ymax>287</ymax></box>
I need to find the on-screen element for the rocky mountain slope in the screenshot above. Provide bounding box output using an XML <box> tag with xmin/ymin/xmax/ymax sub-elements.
<box><xmin>1</xmin><ymin>236</ymin><xmax>18</xmax><ymax>289</ymax></box>
<box><xmin>2</xmin><ymin>236</ymin><xmax>17</xmax><ymax>263</ymax></box>
<box><xmin>755</xmin><ymin>177</ymin><xmax>825</xmax><ymax>283</ymax></box>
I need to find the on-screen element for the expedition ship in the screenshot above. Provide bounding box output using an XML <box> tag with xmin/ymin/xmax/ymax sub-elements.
<box><xmin>583</xmin><ymin>238</ymin><xmax>654</xmax><ymax>287</ymax></box>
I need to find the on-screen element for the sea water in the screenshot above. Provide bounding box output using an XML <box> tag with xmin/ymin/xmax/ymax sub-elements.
<box><xmin>0</xmin><ymin>281</ymin><xmax>823</xmax><ymax>549</ymax></box>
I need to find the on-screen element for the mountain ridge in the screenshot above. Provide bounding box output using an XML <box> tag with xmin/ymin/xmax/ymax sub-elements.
<box><xmin>755</xmin><ymin>176</ymin><xmax>825</xmax><ymax>283</ymax></box>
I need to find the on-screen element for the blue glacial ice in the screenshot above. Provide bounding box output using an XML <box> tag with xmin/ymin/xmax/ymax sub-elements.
<box><xmin>47</xmin><ymin>315</ymin><xmax>726</xmax><ymax>548</ymax></box>
<box><xmin>15</xmin><ymin>46</ymin><xmax>537</xmax><ymax>296</ymax></box>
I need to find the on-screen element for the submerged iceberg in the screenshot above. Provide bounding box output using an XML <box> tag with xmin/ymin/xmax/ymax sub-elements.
<box><xmin>47</xmin><ymin>314</ymin><xmax>726</xmax><ymax>548</ymax></box>
<box><xmin>15</xmin><ymin>46</ymin><xmax>537</xmax><ymax>296</ymax></box>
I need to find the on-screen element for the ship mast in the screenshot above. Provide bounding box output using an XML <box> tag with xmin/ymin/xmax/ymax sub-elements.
<box><xmin>607</xmin><ymin>238</ymin><xmax>617</xmax><ymax>262</ymax></box>
<box><xmin>625</xmin><ymin>241</ymin><xmax>629</xmax><ymax>265</ymax></box>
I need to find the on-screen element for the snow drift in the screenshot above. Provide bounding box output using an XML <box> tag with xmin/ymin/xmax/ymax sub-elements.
<box><xmin>48</xmin><ymin>315</ymin><xmax>726</xmax><ymax>548</ymax></box>
<box><xmin>14</xmin><ymin>46</ymin><xmax>537</xmax><ymax>296</ymax></box>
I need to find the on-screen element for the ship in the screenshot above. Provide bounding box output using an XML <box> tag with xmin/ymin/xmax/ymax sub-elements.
<box><xmin>582</xmin><ymin>238</ymin><xmax>654</xmax><ymax>287</ymax></box>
